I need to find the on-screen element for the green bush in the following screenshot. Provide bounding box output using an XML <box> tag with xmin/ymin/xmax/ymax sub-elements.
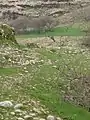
<box><xmin>0</xmin><ymin>24</ymin><xmax>18</xmax><ymax>46</ymax></box>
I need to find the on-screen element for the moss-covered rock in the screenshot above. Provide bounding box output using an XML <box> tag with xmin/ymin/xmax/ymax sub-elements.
<box><xmin>0</xmin><ymin>24</ymin><xmax>18</xmax><ymax>46</ymax></box>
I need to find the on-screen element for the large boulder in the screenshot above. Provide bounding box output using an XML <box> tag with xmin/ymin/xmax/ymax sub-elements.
<box><xmin>0</xmin><ymin>24</ymin><xmax>18</xmax><ymax>46</ymax></box>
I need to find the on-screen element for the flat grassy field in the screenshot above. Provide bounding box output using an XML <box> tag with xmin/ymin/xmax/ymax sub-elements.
<box><xmin>16</xmin><ymin>26</ymin><xmax>85</xmax><ymax>40</ymax></box>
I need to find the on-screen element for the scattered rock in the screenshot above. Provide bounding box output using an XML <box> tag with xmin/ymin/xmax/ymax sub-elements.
<box><xmin>30</xmin><ymin>113</ymin><xmax>36</xmax><ymax>117</ymax></box>
<box><xmin>15</xmin><ymin>109</ymin><xmax>22</xmax><ymax>113</ymax></box>
<box><xmin>10</xmin><ymin>112</ymin><xmax>15</xmax><ymax>116</ymax></box>
<box><xmin>14</xmin><ymin>103</ymin><xmax>24</xmax><ymax>110</ymax></box>
<box><xmin>40</xmin><ymin>118</ymin><xmax>46</xmax><ymax>120</ymax></box>
<box><xmin>47</xmin><ymin>115</ymin><xmax>56</xmax><ymax>120</ymax></box>
<box><xmin>57</xmin><ymin>117</ymin><xmax>62</xmax><ymax>120</ymax></box>
<box><xmin>17</xmin><ymin>117</ymin><xmax>24</xmax><ymax>120</ymax></box>
<box><xmin>33</xmin><ymin>117</ymin><xmax>40</xmax><ymax>120</ymax></box>
<box><xmin>52</xmin><ymin>65</ymin><xmax>57</xmax><ymax>68</ymax></box>
<box><xmin>24</xmin><ymin>115</ymin><xmax>33</xmax><ymax>120</ymax></box>
<box><xmin>33</xmin><ymin>107</ymin><xmax>42</xmax><ymax>114</ymax></box>
<box><xmin>0</xmin><ymin>101</ymin><xmax>13</xmax><ymax>108</ymax></box>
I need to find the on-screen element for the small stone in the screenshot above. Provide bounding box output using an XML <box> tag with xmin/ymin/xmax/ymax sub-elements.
<box><xmin>33</xmin><ymin>117</ymin><xmax>40</xmax><ymax>120</ymax></box>
<box><xmin>40</xmin><ymin>118</ymin><xmax>45</xmax><ymax>120</ymax></box>
<box><xmin>14</xmin><ymin>104</ymin><xmax>24</xmax><ymax>109</ymax></box>
<box><xmin>57</xmin><ymin>117</ymin><xmax>62</xmax><ymax>120</ymax></box>
<box><xmin>0</xmin><ymin>101</ymin><xmax>13</xmax><ymax>108</ymax></box>
<box><xmin>24</xmin><ymin>67</ymin><xmax>27</xmax><ymax>70</ymax></box>
<box><xmin>8</xmin><ymin>58</ymin><xmax>12</xmax><ymax>62</ymax></box>
<box><xmin>10</xmin><ymin>112</ymin><xmax>15</xmax><ymax>115</ymax></box>
<box><xmin>52</xmin><ymin>66</ymin><xmax>57</xmax><ymax>68</ymax></box>
<box><xmin>24</xmin><ymin>115</ymin><xmax>33</xmax><ymax>120</ymax></box>
<box><xmin>15</xmin><ymin>109</ymin><xmax>22</xmax><ymax>113</ymax></box>
<box><xmin>17</xmin><ymin>117</ymin><xmax>24</xmax><ymax>120</ymax></box>
<box><xmin>30</xmin><ymin>113</ymin><xmax>36</xmax><ymax>117</ymax></box>
<box><xmin>33</xmin><ymin>107</ymin><xmax>42</xmax><ymax>114</ymax></box>
<box><xmin>22</xmin><ymin>111</ymin><xmax>27</xmax><ymax>115</ymax></box>
<box><xmin>47</xmin><ymin>115</ymin><xmax>56</xmax><ymax>120</ymax></box>
<box><xmin>25</xmin><ymin>71</ymin><xmax>28</xmax><ymax>73</ymax></box>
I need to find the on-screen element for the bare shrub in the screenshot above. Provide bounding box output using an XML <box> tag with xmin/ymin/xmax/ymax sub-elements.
<box><xmin>55</xmin><ymin>36</ymin><xmax>90</xmax><ymax>110</ymax></box>
<box><xmin>63</xmin><ymin>74</ymin><xmax>90</xmax><ymax>110</ymax></box>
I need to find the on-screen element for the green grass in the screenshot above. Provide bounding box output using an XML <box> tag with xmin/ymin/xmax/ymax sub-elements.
<box><xmin>1</xmin><ymin>46</ymin><xmax>90</xmax><ymax>120</ymax></box>
<box><xmin>24</xmin><ymin>48</ymin><xmax>90</xmax><ymax>120</ymax></box>
<box><xmin>1</xmin><ymin>26</ymin><xmax>90</xmax><ymax>120</ymax></box>
<box><xmin>0</xmin><ymin>67</ymin><xmax>22</xmax><ymax>76</ymax></box>
<box><xmin>16</xmin><ymin>26</ymin><xmax>85</xmax><ymax>40</ymax></box>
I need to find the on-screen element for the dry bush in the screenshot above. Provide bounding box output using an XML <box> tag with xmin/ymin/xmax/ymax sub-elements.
<box><xmin>63</xmin><ymin>74</ymin><xmax>90</xmax><ymax>110</ymax></box>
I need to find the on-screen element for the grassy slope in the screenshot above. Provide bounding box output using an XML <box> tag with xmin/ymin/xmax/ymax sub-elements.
<box><xmin>0</xmin><ymin>67</ymin><xmax>22</xmax><ymax>76</ymax></box>
<box><xmin>29</xmin><ymin>48</ymin><xmax>90</xmax><ymax>120</ymax></box>
<box><xmin>0</xmin><ymin>27</ymin><xmax>90</xmax><ymax>120</ymax></box>
<box><xmin>0</xmin><ymin>47</ymin><xmax>90</xmax><ymax>120</ymax></box>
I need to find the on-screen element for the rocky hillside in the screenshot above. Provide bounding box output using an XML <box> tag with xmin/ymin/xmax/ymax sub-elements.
<box><xmin>0</xmin><ymin>0</ymin><xmax>89</xmax><ymax>34</ymax></box>
<box><xmin>0</xmin><ymin>0</ymin><xmax>90</xmax><ymax>22</ymax></box>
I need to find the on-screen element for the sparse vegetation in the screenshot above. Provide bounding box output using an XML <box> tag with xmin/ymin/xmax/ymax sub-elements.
<box><xmin>1</xmin><ymin>31</ymin><xmax>90</xmax><ymax>120</ymax></box>
<box><xmin>0</xmin><ymin>0</ymin><xmax>90</xmax><ymax>120</ymax></box>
